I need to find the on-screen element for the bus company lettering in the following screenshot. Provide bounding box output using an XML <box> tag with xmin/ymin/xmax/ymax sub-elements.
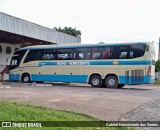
<box><xmin>57</xmin><ymin>62</ymin><xmax>89</xmax><ymax>66</ymax></box>
<box><xmin>69</xmin><ymin>62</ymin><xmax>89</xmax><ymax>66</ymax></box>
<box><xmin>57</xmin><ymin>62</ymin><xmax>67</xmax><ymax>66</ymax></box>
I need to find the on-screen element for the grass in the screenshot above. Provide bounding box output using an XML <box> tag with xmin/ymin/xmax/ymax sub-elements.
<box><xmin>0</xmin><ymin>101</ymin><xmax>134</xmax><ymax>130</ymax></box>
<box><xmin>153</xmin><ymin>81</ymin><xmax>160</xmax><ymax>86</ymax></box>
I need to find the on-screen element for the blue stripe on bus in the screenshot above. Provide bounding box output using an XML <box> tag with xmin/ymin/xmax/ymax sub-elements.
<box><xmin>9</xmin><ymin>74</ymin><xmax>21</xmax><ymax>81</ymax></box>
<box><xmin>31</xmin><ymin>74</ymin><xmax>88</xmax><ymax>83</ymax></box>
<box><xmin>9</xmin><ymin>74</ymin><xmax>154</xmax><ymax>84</ymax></box>
<box><xmin>90</xmin><ymin>61</ymin><xmax>151</xmax><ymax>65</ymax></box>
<box><xmin>119</xmin><ymin>75</ymin><xmax>154</xmax><ymax>84</ymax></box>
<box><xmin>38</xmin><ymin>60</ymin><xmax>152</xmax><ymax>66</ymax></box>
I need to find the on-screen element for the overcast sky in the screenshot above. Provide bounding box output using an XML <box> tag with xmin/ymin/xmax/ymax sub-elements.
<box><xmin>0</xmin><ymin>0</ymin><xmax>160</xmax><ymax>53</ymax></box>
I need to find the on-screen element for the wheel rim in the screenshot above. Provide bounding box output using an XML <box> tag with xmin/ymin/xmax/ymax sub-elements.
<box><xmin>106</xmin><ymin>77</ymin><xmax>117</xmax><ymax>88</ymax></box>
<box><xmin>92</xmin><ymin>78</ymin><xmax>99</xmax><ymax>86</ymax></box>
<box><xmin>108</xmin><ymin>79</ymin><xmax>115</xmax><ymax>86</ymax></box>
<box><xmin>24</xmin><ymin>76</ymin><xmax>29</xmax><ymax>82</ymax></box>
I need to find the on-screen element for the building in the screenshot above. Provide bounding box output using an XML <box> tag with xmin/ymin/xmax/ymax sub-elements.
<box><xmin>0</xmin><ymin>12</ymin><xmax>81</xmax><ymax>80</ymax></box>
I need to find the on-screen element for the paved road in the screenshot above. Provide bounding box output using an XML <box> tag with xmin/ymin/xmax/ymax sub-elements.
<box><xmin>0</xmin><ymin>82</ymin><xmax>160</xmax><ymax>121</ymax></box>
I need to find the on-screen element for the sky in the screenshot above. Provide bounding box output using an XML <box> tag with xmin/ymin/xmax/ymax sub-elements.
<box><xmin>0</xmin><ymin>0</ymin><xmax>160</xmax><ymax>53</ymax></box>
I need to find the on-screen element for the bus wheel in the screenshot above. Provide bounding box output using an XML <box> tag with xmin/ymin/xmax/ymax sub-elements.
<box><xmin>21</xmin><ymin>74</ymin><xmax>31</xmax><ymax>83</ymax></box>
<box><xmin>117</xmin><ymin>84</ymin><xmax>125</xmax><ymax>88</ymax></box>
<box><xmin>105</xmin><ymin>75</ymin><xmax>118</xmax><ymax>88</ymax></box>
<box><xmin>90</xmin><ymin>75</ymin><xmax>103</xmax><ymax>88</ymax></box>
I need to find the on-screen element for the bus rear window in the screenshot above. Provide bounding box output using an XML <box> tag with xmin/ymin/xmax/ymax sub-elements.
<box><xmin>89</xmin><ymin>44</ymin><xmax>146</xmax><ymax>60</ymax></box>
<box><xmin>130</xmin><ymin>44</ymin><xmax>146</xmax><ymax>58</ymax></box>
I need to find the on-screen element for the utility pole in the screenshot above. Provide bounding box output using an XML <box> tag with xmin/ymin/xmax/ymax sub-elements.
<box><xmin>159</xmin><ymin>37</ymin><xmax>160</xmax><ymax>60</ymax></box>
<box><xmin>158</xmin><ymin>38</ymin><xmax>160</xmax><ymax>80</ymax></box>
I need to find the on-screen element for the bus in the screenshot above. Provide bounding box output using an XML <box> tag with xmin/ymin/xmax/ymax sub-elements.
<box><xmin>9</xmin><ymin>42</ymin><xmax>155</xmax><ymax>88</ymax></box>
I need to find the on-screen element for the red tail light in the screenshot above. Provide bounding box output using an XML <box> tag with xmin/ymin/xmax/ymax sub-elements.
<box><xmin>147</xmin><ymin>66</ymin><xmax>151</xmax><ymax>76</ymax></box>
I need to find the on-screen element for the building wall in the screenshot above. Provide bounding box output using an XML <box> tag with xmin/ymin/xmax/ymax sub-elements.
<box><xmin>0</xmin><ymin>12</ymin><xmax>81</xmax><ymax>44</ymax></box>
<box><xmin>0</xmin><ymin>43</ymin><xmax>20</xmax><ymax>74</ymax></box>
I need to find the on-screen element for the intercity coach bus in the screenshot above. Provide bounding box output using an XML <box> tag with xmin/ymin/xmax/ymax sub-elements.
<box><xmin>9</xmin><ymin>42</ymin><xmax>155</xmax><ymax>88</ymax></box>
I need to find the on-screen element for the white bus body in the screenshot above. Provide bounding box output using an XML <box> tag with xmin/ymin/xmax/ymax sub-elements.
<box><xmin>9</xmin><ymin>42</ymin><xmax>155</xmax><ymax>88</ymax></box>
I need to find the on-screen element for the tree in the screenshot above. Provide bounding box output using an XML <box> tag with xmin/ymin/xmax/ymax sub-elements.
<box><xmin>155</xmin><ymin>59</ymin><xmax>160</xmax><ymax>72</ymax></box>
<box><xmin>53</xmin><ymin>27</ymin><xmax>81</xmax><ymax>38</ymax></box>
<box><xmin>53</xmin><ymin>27</ymin><xmax>63</xmax><ymax>32</ymax></box>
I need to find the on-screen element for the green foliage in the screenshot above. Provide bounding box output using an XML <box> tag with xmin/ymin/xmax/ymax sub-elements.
<box><xmin>0</xmin><ymin>101</ymin><xmax>133</xmax><ymax>130</ymax></box>
<box><xmin>155</xmin><ymin>59</ymin><xmax>160</xmax><ymax>72</ymax></box>
<box><xmin>0</xmin><ymin>101</ymin><xmax>98</xmax><ymax>121</ymax></box>
<box><xmin>154</xmin><ymin>81</ymin><xmax>160</xmax><ymax>86</ymax></box>
<box><xmin>54</xmin><ymin>27</ymin><xmax>81</xmax><ymax>38</ymax></box>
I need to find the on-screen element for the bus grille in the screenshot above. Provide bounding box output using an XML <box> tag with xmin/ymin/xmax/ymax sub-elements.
<box><xmin>125</xmin><ymin>70</ymin><xmax>129</xmax><ymax>83</ymax></box>
<box><xmin>125</xmin><ymin>70</ymin><xmax>144</xmax><ymax>83</ymax></box>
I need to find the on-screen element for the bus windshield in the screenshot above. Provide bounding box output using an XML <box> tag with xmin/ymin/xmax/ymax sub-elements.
<box><xmin>9</xmin><ymin>50</ymin><xmax>26</xmax><ymax>70</ymax></box>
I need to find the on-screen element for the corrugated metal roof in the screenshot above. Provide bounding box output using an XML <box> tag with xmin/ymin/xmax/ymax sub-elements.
<box><xmin>0</xmin><ymin>12</ymin><xmax>81</xmax><ymax>44</ymax></box>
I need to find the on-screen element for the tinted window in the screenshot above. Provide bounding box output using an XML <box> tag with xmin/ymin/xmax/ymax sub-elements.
<box><xmin>57</xmin><ymin>49</ymin><xmax>73</xmax><ymax>60</ymax></box>
<box><xmin>110</xmin><ymin>46</ymin><xmax>129</xmax><ymax>59</ymax></box>
<box><xmin>73</xmin><ymin>48</ymin><xmax>91</xmax><ymax>60</ymax></box>
<box><xmin>10</xmin><ymin>50</ymin><xmax>27</xmax><ymax>70</ymax></box>
<box><xmin>24</xmin><ymin>49</ymin><xmax>56</xmax><ymax>63</ymax></box>
<box><xmin>41</xmin><ymin>50</ymin><xmax>56</xmax><ymax>60</ymax></box>
<box><xmin>14</xmin><ymin>50</ymin><xmax>27</xmax><ymax>60</ymax></box>
<box><xmin>24</xmin><ymin>50</ymin><xmax>40</xmax><ymax>63</ymax></box>
<box><xmin>103</xmin><ymin>47</ymin><xmax>111</xmax><ymax>59</ymax></box>
<box><xmin>108</xmin><ymin>45</ymin><xmax>146</xmax><ymax>59</ymax></box>
<box><xmin>109</xmin><ymin>46</ymin><xmax>120</xmax><ymax>59</ymax></box>
<box><xmin>119</xmin><ymin>46</ymin><xmax>129</xmax><ymax>59</ymax></box>
<box><xmin>129</xmin><ymin>44</ymin><xmax>146</xmax><ymax>58</ymax></box>
<box><xmin>92</xmin><ymin>47</ymin><xmax>106</xmax><ymax>59</ymax></box>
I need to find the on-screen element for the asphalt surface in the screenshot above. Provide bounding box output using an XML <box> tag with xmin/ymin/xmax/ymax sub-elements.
<box><xmin>0</xmin><ymin>82</ymin><xmax>160</xmax><ymax>121</ymax></box>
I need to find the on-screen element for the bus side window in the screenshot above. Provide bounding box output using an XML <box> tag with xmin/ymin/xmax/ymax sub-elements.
<box><xmin>92</xmin><ymin>47</ymin><xmax>105</xmax><ymax>59</ymax></box>
<box><xmin>74</xmin><ymin>52</ymin><xmax>81</xmax><ymax>60</ymax></box>
<box><xmin>24</xmin><ymin>50</ymin><xmax>35</xmax><ymax>63</ymax></box>
<box><xmin>42</xmin><ymin>54</ymin><xmax>55</xmax><ymax>60</ymax></box>
<box><xmin>75</xmin><ymin>48</ymin><xmax>91</xmax><ymax>60</ymax></box>
<box><xmin>120</xmin><ymin>52</ymin><xmax>127</xmax><ymax>59</ymax></box>
<box><xmin>84</xmin><ymin>51</ymin><xmax>91</xmax><ymax>60</ymax></box>
<box><xmin>130</xmin><ymin>45</ymin><xmax>146</xmax><ymax>58</ymax></box>
<box><xmin>57</xmin><ymin>49</ymin><xmax>73</xmax><ymax>60</ymax></box>
<box><xmin>110</xmin><ymin>46</ymin><xmax>119</xmax><ymax>59</ymax></box>
<box><xmin>104</xmin><ymin>47</ymin><xmax>110</xmax><ymax>59</ymax></box>
<box><xmin>40</xmin><ymin>49</ymin><xmax>56</xmax><ymax>60</ymax></box>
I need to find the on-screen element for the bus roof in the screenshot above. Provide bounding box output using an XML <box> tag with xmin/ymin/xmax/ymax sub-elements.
<box><xmin>18</xmin><ymin>42</ymin><xmax>150</xmax><ymax>51</ymax></box>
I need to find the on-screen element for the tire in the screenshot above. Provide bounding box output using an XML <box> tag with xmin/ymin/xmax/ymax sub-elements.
<box><xmin>117</xmin><ymin>84</ymin><xmax>125</xmax><ymax>88</ymax></box>
<box><xmin>90</xmin><ymin>75</ymin><xmax>103</xmax><ymax>88</ymax></box>
<box><xmin>105</xmin><ymin>75</ymin><xmax>118</xmax><ymax>88</ymax></box>
<box><xmin>36</xmin><ymin>81</ymin><xmax>44</xmax><ymax>83</ymax></box>
<box><xmin>101</xmin><ymin>80</ymin><xmax>106</xmax><ymax>88</ymax></box>
<box><xmin>21</xmin><ymin>74</ymin><xmax>31</xmax><ymax>83</ymax></box>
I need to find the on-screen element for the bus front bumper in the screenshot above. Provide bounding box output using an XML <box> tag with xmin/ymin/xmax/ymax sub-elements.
<box><xmin>9</xmin><ymin>74</ymin><xmax>21</xmax><ymax>81</ymax></box>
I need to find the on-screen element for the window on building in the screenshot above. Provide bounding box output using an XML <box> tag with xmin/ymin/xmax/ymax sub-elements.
<box><xmin>6</xmin><ymin>46</ymin><xmax>11</xmax><ymax>54</ymax></box>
